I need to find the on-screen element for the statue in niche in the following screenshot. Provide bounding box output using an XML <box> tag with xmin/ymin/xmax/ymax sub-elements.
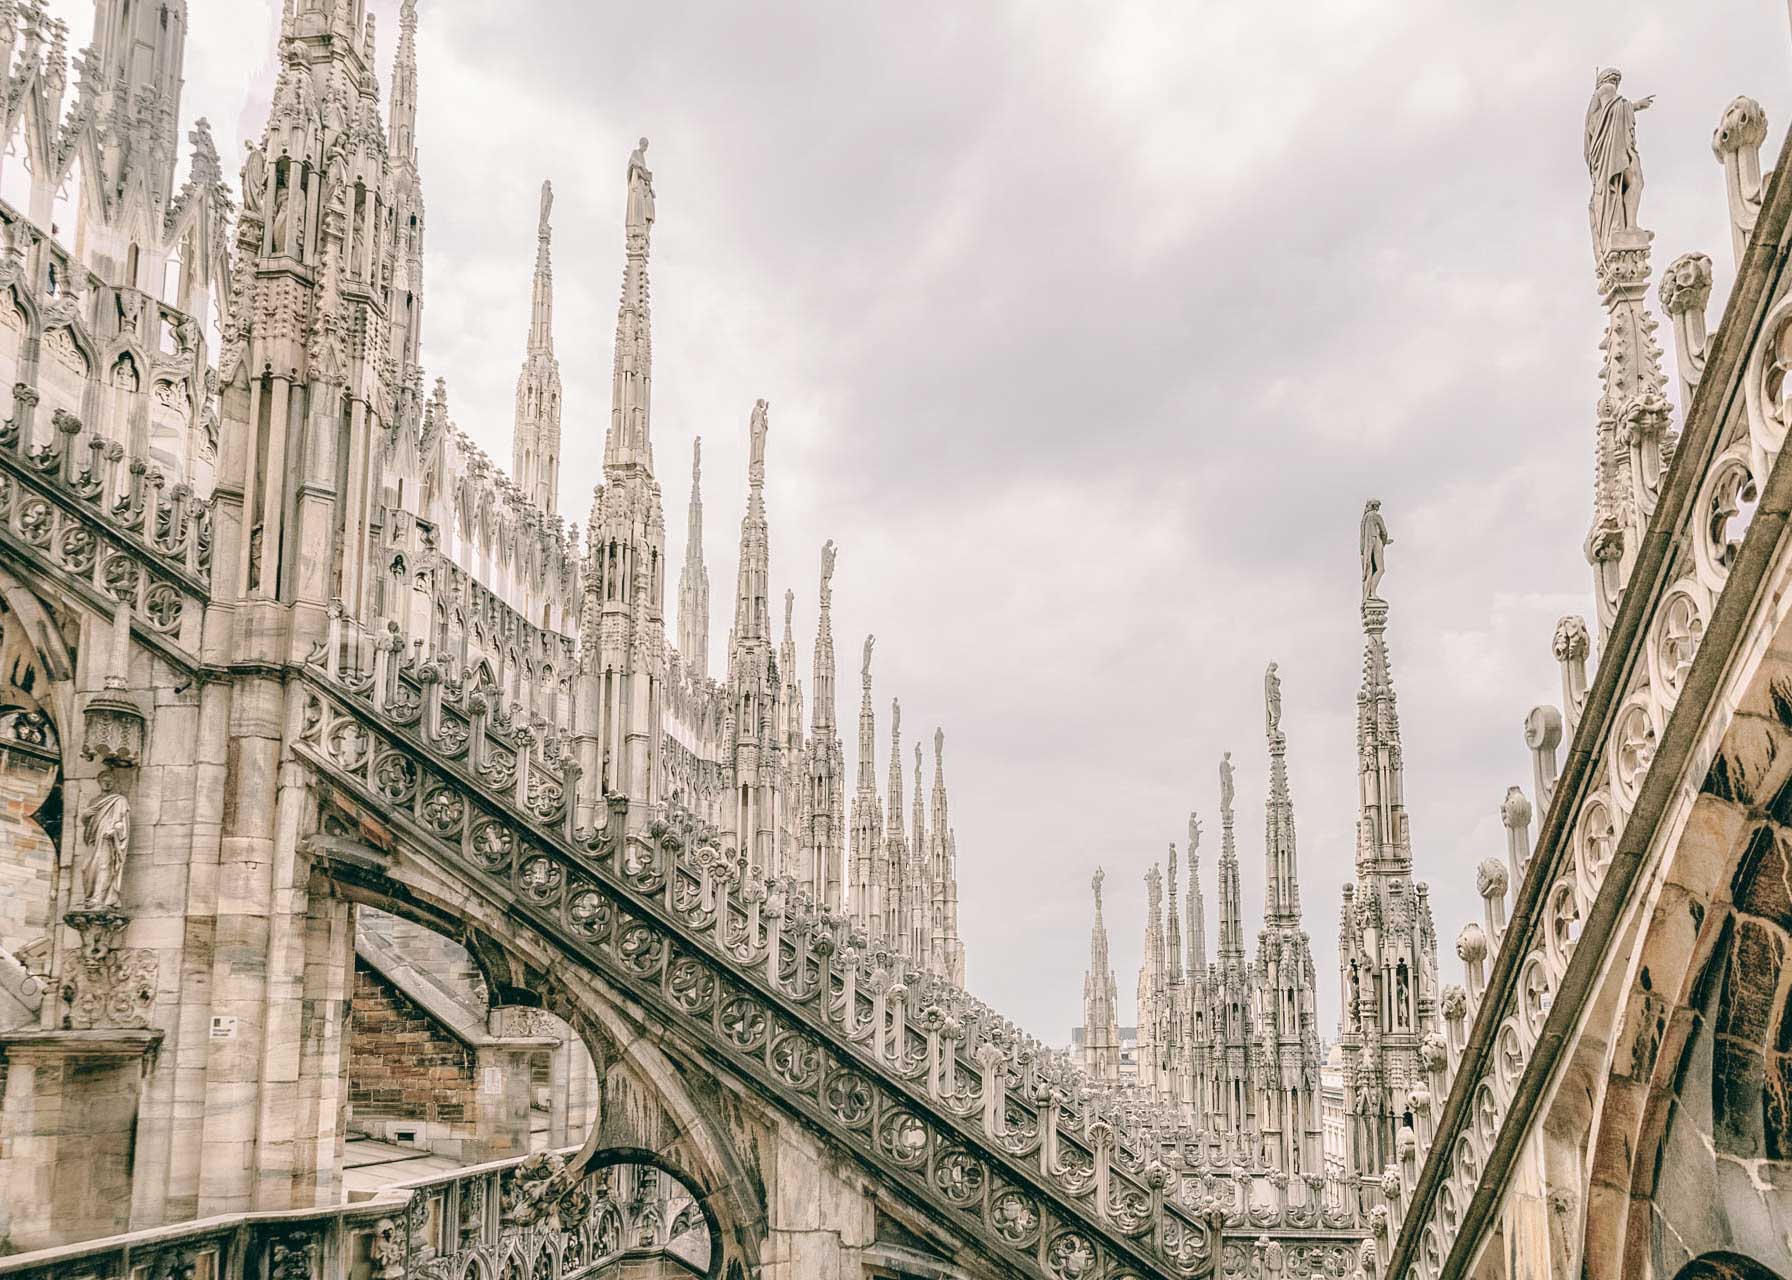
<box><xmin>270</xmin><ymin>173</ymin><xmax>290</xmax><ymax>253</ymax></box>
<box><xmin>627</xmin><ymin>137</ymin><xmax>655</xmax><ymax>229</ymax></box>
<box><xmin>1360</xmin><ymin>499</ymin><xmax>1392</xmax><ymax>600</ymax></box>
<box><xmin>1264</xmin><ymin>662</ymin><xmax>1281</xmax><ymax>735</ymax></box>
<box><xmin>1584</xmin><ymin>68</ymin><xmax>1652</xmax><ymax>257</ymax></box>
<box><xmin>79</xmin><ymin>767</ymin><xmax>130</xmax><ymax>911</ymax></box>
<box><xmin>1219</xmin><ymin>752</ymin><xmax>1235</xmax><ymax>815</ymax></box>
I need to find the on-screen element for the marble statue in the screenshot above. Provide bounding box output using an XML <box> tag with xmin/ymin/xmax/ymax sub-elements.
<box><xmin>861</xmin><ymin>632</ymin><xmax>874</xmax><ymax>680</ymax></box>
<box><xmin>1188</xmin><ymin>811</ymin><xmax>1202</xmax><ymax>854</ymax></box>
<box><xmin>242</xmin><ymin>141</ymin><xmax>266</xmax><ymax>219</ymax></box>
<box><xmin>1220</xmin><ymin>751</ymin><xmax>1235</xmax><ymax>814</ymax></box>
<box><xmin>1360</xmin><ymin>499</ymin><xmax>1392</xmax><ymax>600</ymax></box>
<box><xmin>1585</xmin><ymin>68</ymin><xmax>1652</xmax><ymax>256</ymax></box>
<box><xmin>1265</xmin><ymin>662</ymin><xmax>1281</xmax><ymax>735</ymax></box>
<box><xmin>539</xmin><ymin>178</ymin><xmax>553</xmax><ymax>235</ymax></box>
<box><xmin>822</xmin><ymin>538</ymin><xmax>837</xmax><ymax>590</ymax></box>
<box><xmin>750</xmin><ymin>400</ymin><xmax>769</xmax><ymax>472</ymax></box>
<box><xmin>79</xmin><ymin>768</ymin><xmax>130</xmax><ymax>911</ymax></box>
<box><xmin>627</xmin><ymin>136</ymin><xmax>655</xmax><ymax>228</ymax></box>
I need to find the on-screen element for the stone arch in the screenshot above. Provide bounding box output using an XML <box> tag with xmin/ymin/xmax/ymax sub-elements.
<box><xmin>304</xmin><ymin>808</ymin><xmax>766</xmax><ymax>1277</ymax></box>
<box><xmin>1676</xmin><ymin>1253</ymin><xmax>1790</xmax><ymax>1280</ymax></box>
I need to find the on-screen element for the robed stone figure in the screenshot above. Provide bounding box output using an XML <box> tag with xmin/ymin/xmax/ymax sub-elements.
<box><xmin>627</xmin><ymin>137</ymin><xmax>655</xmax><ymax>231</ymax></box>
<box><xmin>80</xmin><ymin>768</ymin><xmax>130</xmax><ymax>911</ymax></box>
<box><xmin>1584</xmin><ymin>69</ymin><xmax>1652</xmax><ymax>257</ymax></box>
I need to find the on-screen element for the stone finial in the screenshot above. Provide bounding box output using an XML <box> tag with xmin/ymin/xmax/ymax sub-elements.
<box><xmin>1713</xmin><ymin>97</ymin><xmax>1769</xmax><ymax>264</ymax></box>
<box><xmin>1661</xmin><ymin>251</ymin><xmax>1714</xmax><ymax>404</ymax></box>
<box><xmin>1475</xmin><ymin>859</ymin><xmax>1509</xmax><ymax>901</ymax></box>
<box><xmin>1524</xmin><ymin>705</ymin><xmax>1564</xmax><ymax>812</ymax></box>
<box><xmin>1659</xmin><ymin>251</ymin><xmax>1713</xmax><ymax>318</ymax></box>
<box><xmin>1553</xmin><ymin>615</ymin><xmax>1591</xmax><ymax>735</ymax></box>
<box><xmin>1455</xmin><ymin>922</ymin><xmax>1487</xmax><ymax>964</ymax></box>
<box><xmin>1500</xmin><ymin>786</ymin><xmax>1532</xmax><ymax>831</ymax></box>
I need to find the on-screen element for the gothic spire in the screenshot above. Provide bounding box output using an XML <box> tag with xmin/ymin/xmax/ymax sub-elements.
<box><xmin>388</xmin><ymin>0</ymin><xmax>419</xmax><ymax>166</ymax></box>
<box><xmin>676</xmin><ymin>438</ymin><xmax>710</xmax><ymax>677</ymax></box>
<box><xmin>385</xmin><ymin>0</ymin><xmax>425</xmax><ymax>377</ymax></box>
<box><xmin>1187</xmin><ymin>813</ymin><xmax>1207</xmax><ymax>978</ymax></box>
<box><xmin>1081</xmin><ymin>868</ymin><xmax>1121</xmax><ymax>1082</ymax></box>
<box><xmin>886</xmin><ymin>699</ymin><xmax>906</xmax><ymax>847</ymax></box>
<box><xmin>1263</xmin><ymin>662</ymin><xmax>1301</xmax><ymax>927</ymax></box>
<box><xmin>1165</xmin><ymin>841</ymin><xmax>1183</xmax><ymax>983</ymax></box>
<box><xmin>607</xmin><ymin>139</ymin><xmax>657</xmax><ymax>473</ymax></box>
<box><xmin>1357</xmin><ymin>511</ymin><xmax>1412</xmax><ymax>874</ymax></box>
<box><xmin>731</xmin><ymin>402</ymin><xmax>771</xmax><ymax>644</ymax></box>
<box><xmin>849</xmin><ymin>633</ymin><xmax>881</xmax><ymax>935</ymax></box>
<box><xmin>513</xmin><ymin>179</ymin><xmax>563</xmax><ymax>514</ymax></box>
<box><xmin>1217</xmin><ymin>754</ymin><xmax>1244</xmax><ymax>962</ymax></box>
<box><xmin>813</xmin><ymin>543</ymin><xmax>839</xmax><ymax>736</ymax></box>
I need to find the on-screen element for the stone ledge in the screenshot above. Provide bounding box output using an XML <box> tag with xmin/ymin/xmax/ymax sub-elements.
<box><xmin>0</xmin><ymin>1027</ymin><xmax>163</xmax><ymax>1058</ymax></box>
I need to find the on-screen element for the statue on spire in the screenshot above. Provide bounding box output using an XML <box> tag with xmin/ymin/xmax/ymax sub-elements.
<box><xmin>1092</xmin><ymin>866</ymin><xmax>1106</xmax><ymax>911</ymax></box>
<box><xmin>861</xmin><ymin>633</ymin><xmax>875</xmax><ymax>685</ymax></box>
<box><xmin>749</xmin><ymin>400</ymin><xmax>769</xmax><ymax>478</ymax></box>
<box><xmin>1584</xmin><ymin>68</ymin><xmax>1653</xmax><ymax>257</ymax></box>
<box><xmin>1360</xmin><ymin>499</ymin><xmax>1392</xmax><ymax>600</ymax></box>
<box><xmin>1219</xmin><ymin>752</ymin><xmax>1235</xmax><ymax>817</ymax></box>
<box><xmin>1189</xmin><ymin>811</ymin><xmax>1202</xmax><ymax>853</ymax></box>
<box><xmin>627</xmin><ymin>137</ymin><xmax>655</xmax><ymax>231</ymax></box>
<box><xmin>1265</xmin><ymin>662</ymin><xmax>1282</xmax><ymax>735</ymax></box>
<box><xmin>539</xmin><ymin>179</ymin><xmax>554</xmax><ymax>235</ymax></box>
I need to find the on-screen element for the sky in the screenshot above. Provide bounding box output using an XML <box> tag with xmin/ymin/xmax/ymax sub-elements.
<box><xmin>53</xmin><ymin>0</ymin><xmax>1792</xmax><ymax>1045</ymax></box>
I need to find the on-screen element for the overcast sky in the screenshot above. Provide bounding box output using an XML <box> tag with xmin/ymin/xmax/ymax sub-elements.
<box><xmin>58</xmin><ymin>0</ymin><xmax>1792</xmax><ymax>1043</ymax></box>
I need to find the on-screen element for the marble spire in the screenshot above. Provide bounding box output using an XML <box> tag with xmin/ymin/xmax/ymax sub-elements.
<box><xmin>1187</xmin><ymin>812</ymin><xmax>1207</xmax><ymax>979</ymax></box>
<box><xmin>608</xmin><ymin>138</ymin><xmax>657</xmax><ymax>471</ymax></box>
<box><xmin>513</xmin><ymin>179</ymin><xmax>563</xmax><ymax>514</ymax></box>
<box><xmin>1217</xmin><ymin>753</ymin><xmax>1244</xmax><ymax>963</ymax></box>
<box><xmin>1338</xmin><ymin>504</ymin><xmax>1441</xmax><ymax>1186</ymax></box>
<box><xmin>1081</xmin><ymin>868</ymin><xmax>1121</xmax><ymax>1082</ymax></box>
<box><xmin>1165</xmin><ymin>840</ymin><xmax>1183</xmax><ymax>983</ymax></box>
<box><xmin>883</xmin><ymin>697</ymin><xmax>906</xmax><ymax>947</ymax></box>
<box><xmin>1262</xmin><ymin>662</ymin><xmax>1300</xmax><ymax>927</ymax></box>
<box><xmin>676</xmin><ymin>438</ymin><xmax>710</xmax><ymax>677</ymax></box>
<box><xmin>803</xmin><ymin>542</ymin><xmax>845</xmax><ymax>909</ymax></box>
<box><xmin>386</xmin><ymin>0</ymin><xmax>425</xmax><ymax>374</ymax></box>
<box><xmin>1581</xmin><ymin>70</ymin><xmax>1674</xmax><ymax>634</ymax></box>
<box><xmin>849</xmin><ymin>632</ymin><xmax>881</xmax><ymax>931</ymax></box>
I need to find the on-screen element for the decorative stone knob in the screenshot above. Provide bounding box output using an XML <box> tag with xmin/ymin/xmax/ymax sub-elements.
<box><xmin>1659</xmin><ymin>251</ymin><xmax>1714</xmax><ymax>317</ymax></box>
<box><xmin>1456</xmin><ymin>922</ymin><xmax>1487</xmax><ymax>963</ymax></box>
<box><xmin>1552</xmin><ymin>615</ymin><xmax>1589</xmax><ymax>662</ymax></box>
<box><xmin>1476</xmin><ymin>858</ymin><xmax>1509</xmax><ymax>901</ymax></box>
<box><xmin>1713</xmin><ymin>95</ymin><xmax>1768</xmax><ymax>157</ymax></box>
<box><xmin>1499</xmin><ymin>787</ymin><xmax>1532</xmax><ymax>831</ymax></box>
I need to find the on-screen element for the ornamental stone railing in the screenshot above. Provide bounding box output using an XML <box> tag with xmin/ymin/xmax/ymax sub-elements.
<box><xmin>0</xmin><ymin>406</ymin><xmax>210</xmax><ymax>654</ymax></box>
<box><xmin>294</xmin><ymin>623</ymin><xmax>1229</xmax><ymax>1280</ymax></box>
<box><xmin>1384</xmin><ymin>104</ymin><xmax>1792</xmax><ymax>1280</ymax></box>
<box><xmin>0</xmin><ymin>1149</ymin><xmax>694</xmax><ymax>1280</ymax></box>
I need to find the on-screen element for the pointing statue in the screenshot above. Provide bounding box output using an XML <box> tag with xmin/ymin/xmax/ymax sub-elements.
<box><xmin>627</xmin><ymin>136</ymin><xmax>655</xmax><ymax>229</ymax></box>
<box><xmin>1265</xmin><ymin>662</ymin><xmax>1282</xmax><ymax>736</ymax></box>
<box><xmin>1360</xmin><ymin>499</ymin><xmax>1392</xmax><ymax>600</ymax></box>
<box><xmin>1585</xmin><ymin>68</ymin><xmax>1652</xmax><ymax>257</ymax></box>
<box><xmin>79</xmin><ymin>767</ymin><xmax>130</xmax><ymax>911</ymax></box>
